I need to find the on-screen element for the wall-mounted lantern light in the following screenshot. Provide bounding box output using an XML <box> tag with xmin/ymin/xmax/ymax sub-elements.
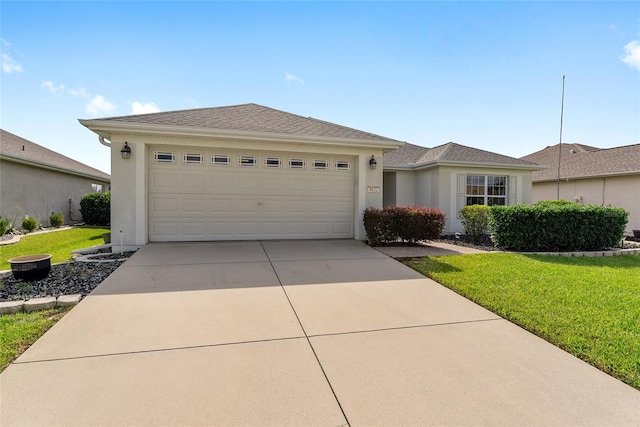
<box><xmin>121</xmin><ymin>142</ymin><xmax>131</xmax><ymax>160</ymax></box>
<box><xmin>369</xmin><ymin>155</ymin><xmax>377</xmax><ymax>170</ymax></box>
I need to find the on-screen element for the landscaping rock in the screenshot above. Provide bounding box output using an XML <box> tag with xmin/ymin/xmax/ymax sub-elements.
<box><xmin>0</xmin><ymin>258</ymin><xmax>129</xmax><ymax>302</ymax></box>
<box><xmin>57</xmin><ymin>294</ymin><xmax>82</xmax><ymax>307</ymax></box>
<box><xmin>0</xmin><ymin>300</ymin><xmax>24</xmax><ymax>314</ymax></box>
<box><xmin>24</xmin><ymin>297</ymin><xmax>56</xmax><ymax>312</ymax></box>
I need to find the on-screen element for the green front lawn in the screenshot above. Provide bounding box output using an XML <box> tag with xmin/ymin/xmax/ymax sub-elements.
<box><xmin>0</xmin><ymin>227</ymin><xmax>109</xmax><ymax>270</ymax></box>
<box><xmin>406</xmin><ymin>253</ymin><xmax>640</xmax><ymax>390</ymax></box>
<box><xmin>0</xmin><ymin>306</ymin><xmax>71</xmax><ymax>372</ymax></box>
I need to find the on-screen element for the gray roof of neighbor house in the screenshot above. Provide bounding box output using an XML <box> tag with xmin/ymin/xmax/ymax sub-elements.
<box><xmin>521</xmin><ymin>143</ymin><xmax>640</xmax><ymax>181</ymax></box>
<box><xmin>384</xmin><ymin>142</ymin><xmax>542</xmax><ymax>169</ymax></box>
<box><xmin>81</xmin><ymin>103</ymin><xmax>402</xmax><ymax>144</ymax></box>
<box><xmin>0</xmin><ymin>129</ymin><xmax>111</xmax><ymax>181</ymax></box>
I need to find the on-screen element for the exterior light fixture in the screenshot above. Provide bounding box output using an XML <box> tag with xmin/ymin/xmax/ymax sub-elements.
<box><xmin>369</xmin><ymin>155</ymin><xmax>377</xmax><ymax>169</ymax></box>
<box><xmin>121</xmin><ymin>142</ymin><xmax>131</xmax><ymax>160</ymax></box>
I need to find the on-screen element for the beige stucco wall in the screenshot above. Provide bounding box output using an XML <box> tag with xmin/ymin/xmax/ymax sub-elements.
<box><xmin>108</xmin><ymin>134</ymin><xmax>386</xmax><ymax>246</ymax></box>
<box><xmin>532</xmin><ymin>175</ymin><xmax>640</xmax><ymax>235</ymax></box>
<box><xmin>0</xmin><ymin>159</ymin><xmax>110</xmax><ymax>227</ymax></box>
<box><xmin>383</xmin><ymin>165</ymin><xmax>535</xmax><ymax>233</ymax></box>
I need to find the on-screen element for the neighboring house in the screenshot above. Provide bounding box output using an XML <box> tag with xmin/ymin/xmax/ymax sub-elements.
<box><xmin>0</xmin><ymin>129</ymin><xmax>111</xmax><ymax>227</ymax></box>
<box><xmin>384</xmin><ymin>142</ymin><xmax>544</xmax><ymax>233</ymax></box>
<box><xmin>80</xmin><ymin>103</ymin><xmax>402</xmax><ymax>246</ymax></box>
<box><xmin>521</xmin><ymin>143</ymin><xmax>640</xmax><ymax>235</ymax></box>
<box><xmin>79</xmin><ymin>103</ymin><xmax>542</xmax><ymax>246</ymax></box>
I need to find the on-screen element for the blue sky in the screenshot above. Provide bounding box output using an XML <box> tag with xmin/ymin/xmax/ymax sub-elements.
<box><xmin>2</xmin><ymin>1</ymin><xmax>639</xmax><ymax>174</ymax></box>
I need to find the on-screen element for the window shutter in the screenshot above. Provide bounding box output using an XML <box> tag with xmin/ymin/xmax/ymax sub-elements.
<box><xmin>456</xmin><ymin>173</ymin><xmax>466</xmax><ymax>218</ymax></box>
<box><xmin>509</xmin><ymin>176</ymin><xmax>517</xmax><ymax>205</ymax></box>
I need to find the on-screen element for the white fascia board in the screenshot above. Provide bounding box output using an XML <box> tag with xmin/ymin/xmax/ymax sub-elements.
<box><xmin>0</xmin><ymin>154</ymin><xmax>111</xmax><ymax>182</ymax></box>
<box><xmin>79</xmin><ymin>119</ymin><xmax>404</xmax><ymax>151</ymax></box>
<box><xmin>382</xmin><ymin>165</ymin><xmax>415</xmax><ymax>171</ymax></box>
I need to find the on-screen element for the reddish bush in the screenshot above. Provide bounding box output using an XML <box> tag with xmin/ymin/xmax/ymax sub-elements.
<box><xmin>363</xmin><ymin>206</ymin><xmax>446</xmax><ymax>245</ymax></box>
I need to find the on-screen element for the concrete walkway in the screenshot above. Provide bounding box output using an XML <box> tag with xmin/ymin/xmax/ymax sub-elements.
<box><xmin>1</xmin><ymin>240</ymin><xmax>638</xmax><ymax>426</ymax></box>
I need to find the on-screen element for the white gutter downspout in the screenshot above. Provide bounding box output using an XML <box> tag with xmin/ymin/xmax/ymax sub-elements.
<box><xmin>98</xmin><ymin>135</ymin><xmax>111</xmax><ymax>147</ymax></box>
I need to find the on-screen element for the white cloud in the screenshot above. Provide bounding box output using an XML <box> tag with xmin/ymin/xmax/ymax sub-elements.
<box><xmin>41</xmin><ymin>80</ymin><xmax>65</xmax><ymax>95</ymax></box>
<box><xmin>68</xmin><ymin>86</ymin><xmax>90</xmax><ymax>97</ymax></box>
<box><xmin>2</xmin><ymin>53</ymin><xmax>22</xmax><ymax>74</ymax></box>
<box><xmin>86</xmin><ymin>95</ymin><xmax>116</xmax><ymax>116</ymax></box>
<box><xmin>131</xmin><ymin>101</ymin><xmax>160</xmax><ymax>115</ymax></box>
<box><xmin>286</xmin><ymin>73</ymin><xmax>305</xmax><ymax>84</ymax></box>
<box><xmin>622</xmin><ymin>40</ymin><xmax>640</xmax><ymax>70</ymax></box>
<box><xmin>1</xmin><ymin>39</ymin><xmax>22</xmax><ymax>74</ymax></box>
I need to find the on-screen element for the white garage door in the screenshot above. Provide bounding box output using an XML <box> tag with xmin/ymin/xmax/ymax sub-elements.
<box><xmin>148</xmin><ymin>146</ymin><xmax>355</xmax><ymax>241</ymax></box>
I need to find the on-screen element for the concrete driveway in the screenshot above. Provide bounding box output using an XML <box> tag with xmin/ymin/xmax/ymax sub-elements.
<box><xmin>1</xmin><ymin>240</ymin><xmax>639</xmax><ymax>426</ymax></box>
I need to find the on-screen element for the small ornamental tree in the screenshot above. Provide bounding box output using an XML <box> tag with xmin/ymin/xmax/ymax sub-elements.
<box><xmin>459</xmin><ymin>205</ymin><xmax>491</xmax><ymax>244</ymax></box>
<box><xmin>80</xmin><ymin>192</ymin><xmax>111</xmax><ymax>226</ymax></box>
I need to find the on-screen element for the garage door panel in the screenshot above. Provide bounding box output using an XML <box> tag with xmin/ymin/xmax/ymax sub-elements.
<box><xmin>182</xmin><ymin>174</ymin><xmax>208</xmax><ymax>191</ymax></box>
<box><xmin>285</xmin><ymin>200</ymin><xmax>307</xmax><ymax>213</ymax></box>
<box><xmin>182</xmin><ymin>222</ymin><xmax>206</xmax><ymax>236</ymax></box>
<box><xmin>182</xmin><ymin>197</ymin><xmax>207</xmax><ymax>213</ymax></box>
<box><xmin>149</xmin><ymin>148</ymin><xmax>354</xmax><ymax>241</ymax></box>
<box><xmin>150</xmin><ymin>171</ymin><xmax>179</xmax><ymax>192</ymax></box>
<box><xmin>151</xmin><ymin>197</ymin><xmax>179</xmax><ymax>214</ymax></box>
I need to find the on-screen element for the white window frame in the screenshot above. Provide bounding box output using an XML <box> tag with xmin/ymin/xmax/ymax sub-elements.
<box><xmin>289</xmin><ymin>158</ymin><xmax>306</xmax><ymax>169</ymax></box>
<box><xmin>465</xmin><ymin>174</ymin><xmax>507</xmax><ymax>206</ymax></box>
<box><xmin>238</xmin><ymin>155</ymin><xmax>257</xmax><ymax>167</ymax></box>
<box><xmin>334</xmin><ymin>160</ymin><xmax>351</xmax><ymax>171</ymax></box>
<box><xmin>154</xmin><ymin>151</ymin><xmax>175</xmax><ymax>163</ymax></box>
<box><xmin>183</xmin><ymin>153</ymin><xmax>204</xmax><ymax>165</ymax></box>
<box><xmin>313</xmin><ymin>159</ymin><xmax>329</xmax><ymax>170</ymax></box>
<box><xmin>212</xmin><ymin>154</ymin><xmax>231</xmax><ymax>166</ymax></box>
<box><xmin>264</xmin><ymin>157</ymin><xmax>282</xmax><ymax>168</ymax></box>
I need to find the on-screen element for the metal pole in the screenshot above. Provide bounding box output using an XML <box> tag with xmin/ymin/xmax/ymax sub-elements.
<box><xmin>557</xmin><ymin>75</ymin><xmax>565</xmax><ymax>200</ymax></box>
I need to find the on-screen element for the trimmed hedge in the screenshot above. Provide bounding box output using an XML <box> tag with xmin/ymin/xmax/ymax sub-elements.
<box><xmin>80</xmin><ymin>192</ymin><xmax>111</xmax><ymax>226</ymax></box>
<box><xmin>459</xmin><ymin>205</ymin><xmax>491</xmax><ymax>244</ymax></box>
<box><xmin>363</xmin><ymin>206</ymin><xmax>446</xmax><ymax>246</ymax></box>
<box><xmin>489</xmin><ymin>201</ymin><xmax>628</xmax><ymax>251</ymax></box>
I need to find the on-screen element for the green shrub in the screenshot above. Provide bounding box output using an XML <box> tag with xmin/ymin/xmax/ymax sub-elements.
<box><xmin>364</xmin><ymin>206</ymin><xmax>446</xmax><ymax>245</ymax></box>
<box><xmin>49</xmin><ymin>212</ymin><xmax>64</xmax><ymax>228</ymax></box>
<box><xmin>0</xmin><ymin>217</ymin><xmax>10</xmax><ymax>235</ymax></box>
<box><xmin>79</xmin><ymin>192</ymin><xmax>111</xmax><ymax>226</ymax></box>
<box><xmin>459</xmin><ymin>205</ymin><xmax>491</xmax><ymax>244</ymax></box>
<box><xmin>21</xmin><ymin>217</ymin><xmax>38</xmax><ymax>233</ymax></box>
<box><xmin>489</xmin><ymin>202</ymin><xmax>628</xmax><ymax>251</ymax></box>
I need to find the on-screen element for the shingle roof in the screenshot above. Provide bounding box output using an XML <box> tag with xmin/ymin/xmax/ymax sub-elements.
<box><xmin>521</xmin><ymin>143</ymin><xmax>640</xmax><ymax>181</ymax></box>
<box><xmin>385</xmin><ymin>141</ymin><xmax>541</xmax><ymax>169</ymax></box>
<box><xmin>0</xmin><ymin>129</ymin><xmax>111</xmax><ymax>181</ymax></box>
<box><xmin>88</xmin><ymin>103</ymin><xmax>400</xmax><ymax>143</ymax></box>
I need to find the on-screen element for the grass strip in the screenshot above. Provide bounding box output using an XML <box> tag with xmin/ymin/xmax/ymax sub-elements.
<box><xmin>0</xmin><ymin>307</ymin><xmax>71</xmax><ymax>372</ymax></box>
<box><xmin>405</xmin><ymin>253</ymin><xmax>640</xmax><ymax>390</ymax></box>
<box><xmin>0</xmin><ymin>227</ymin><xmax>109</xmax><ymax>270</ymax></box>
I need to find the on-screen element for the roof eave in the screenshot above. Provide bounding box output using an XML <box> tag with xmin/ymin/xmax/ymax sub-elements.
<box><xmin>79</xmin><ymin>119</ymin><xmax>404</xmax><ymax>151</ymax></box>
<box><xmin>0</xmin><ymin>154</ymin><xmax>111</xmax><ymax>182</ymax></box>
<box><xmin>406</xmin><ymin>160</ymin><xmax>546</xmax><ymax>171</ymax></box>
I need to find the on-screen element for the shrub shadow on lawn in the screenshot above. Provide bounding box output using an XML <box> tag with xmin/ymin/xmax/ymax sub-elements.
<box><xmin>401</xmin><ymin>257</ymin><xmax>463</xmax><ymax>274</ymax></box>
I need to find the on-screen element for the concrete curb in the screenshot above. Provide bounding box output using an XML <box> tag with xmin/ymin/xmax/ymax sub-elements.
<box><xmin>522</xmin><ymin>248</ymin><xmax>640</xmax><ymax>257</ymax></box>
<box><xmin>0</xmin><ymin>294</ymin><xmax>82</xmax><ymax>315</ymax></box>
